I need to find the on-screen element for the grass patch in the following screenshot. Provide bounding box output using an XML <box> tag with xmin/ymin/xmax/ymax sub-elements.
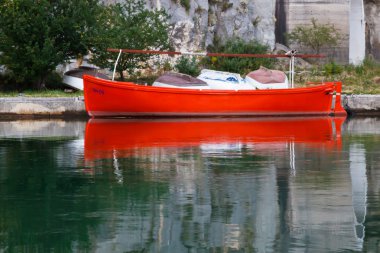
<box><xmin>294</xmin><ymin>58</ymin><xmax>380</xmax><ymax>94</ymax></box>
<box><xmin>0</xmin><ymin>89</ymin><xmax>83</xmax><ymax>97</ymax></box>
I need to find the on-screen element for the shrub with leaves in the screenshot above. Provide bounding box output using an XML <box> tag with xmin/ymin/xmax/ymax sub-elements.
<box><xmin>174</xmin><ymin>56</ymin><xmax>201</xmax><ymax>76</ymax></box>
<box><xmin>203</xmin><ymin>38</ymin><xmax>274</xmax><ymax>75</ymax></box>
<box><xmin>286</xmin><ymin>18</ymin><xmax>343</xmax><ymax>54</ymax></box>
<box><xmin>324</xmin><ymin>62</ymin><xmax>343</xmax><ymax>76</ymax></box>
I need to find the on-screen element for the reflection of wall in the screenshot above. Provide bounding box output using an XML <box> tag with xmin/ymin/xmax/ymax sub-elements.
<box><xmin>345</xmin><ymin>117</ymin><xmax>380</xmax><ymax>252</ymax></box>
<box><xmin>84</xmin><ymin>125</ymin><xmax>367</xmax><ymax>251</ymax></box>
<box><xmin>0</xmin><ymin>120</ymin><xmax>86</xmax><ymax>139</ymax></box>
<box><xmin>92</xmin><ymin>148</ymin><xmax>280</xmax><ymax>252</ymax></box>
<box><xmin>91</xmin><ymin>138</ymin><xmax>371</xmax><ymax>252</ymax></box>
<box><xmin>288</xmin><ymin>148</ymin><xmax>365</xmax><ymax>252</ymax></box>
<box><xmin>344</xmin><ymin>117</ymin><xmax>380</xmax><ymax>135</ymax></box>
<box><xmin>350</xmin><ymin>144</ymin><xmax>367</xmax><ymax>244</ymax></box>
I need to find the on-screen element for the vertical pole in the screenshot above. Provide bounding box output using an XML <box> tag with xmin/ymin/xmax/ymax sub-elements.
<box><xmin>287</xmin><ymin>50</ymin><xmax>296</xmax><ymax>88</ymax></box>
<box><xmin>112</xmin><ymin>49</ymin><xmax>122</xmax><ymax>81</ymax></box>
<box><xmin>291</xmin><ymin>55</ymin><xmax>295</xmax><ymax>88</ymax></box>
<box><xmin>289</xmin><ymin>57</ymin><xmax>292</xmax><ymax>88</ymax></box>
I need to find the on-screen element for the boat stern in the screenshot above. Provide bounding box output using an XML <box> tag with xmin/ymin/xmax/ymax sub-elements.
<box><xmin>331</xmin><ymin>81</ymin><xmax>347</xmax><ymax>116</ymax></box>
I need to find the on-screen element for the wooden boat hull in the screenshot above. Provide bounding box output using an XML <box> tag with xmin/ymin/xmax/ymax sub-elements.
<box><xmin>83</xmin><ymin>75</ymin><xmax>347</xmax><ymax>117</ymax></box>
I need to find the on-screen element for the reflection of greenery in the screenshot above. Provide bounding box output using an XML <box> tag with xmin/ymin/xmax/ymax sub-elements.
<box><xmin>1</xmin><ymin>139</ymin><xmax>269</xmax><ymax>251</ymax></box>
<box><xmin>0</xmin><ymin>139</ymin><xmax>169</xmax><ymax>252</ymax></box>
<box><xmin>205</xmin><ymin>154</ymin><xmax>267</xmax><ymax>173</ymax></box>
<box><xmin>5</xmin><ymin>134</ymin><xmax>379</xmax><ymax>252</ymax></box>
<box><xmin>344</xmin><ymin>135</ymin><xmax>380</xmax><ymax>152</ymax></box>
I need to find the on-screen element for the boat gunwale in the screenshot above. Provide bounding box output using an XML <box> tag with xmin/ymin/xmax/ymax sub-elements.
<box><xmin>84</xmin><ymin>75</ymin><xmax>336</xmax><ymax>96</ymax></box>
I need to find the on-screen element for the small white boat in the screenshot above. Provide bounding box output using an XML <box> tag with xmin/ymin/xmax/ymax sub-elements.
<box><xmin>63</xmin><ymin>66</ymin><xmax>110</xmax><ymax>90</ymax></box>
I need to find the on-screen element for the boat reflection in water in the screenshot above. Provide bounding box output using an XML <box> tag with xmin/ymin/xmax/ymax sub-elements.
<box><xmin>84</xmin><ymin>117</ymin><xmax>345</xmax><ymax>162</ymax></box>
<box><xmin>83</xmin><ymin>116</ymin><xmax>369</xmax><ymax>252</ymax></box>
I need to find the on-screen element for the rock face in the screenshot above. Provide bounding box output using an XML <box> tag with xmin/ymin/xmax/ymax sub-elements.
<box><xmin>110</xmin><ymin>0</ymin><xmax>379</xmax><ymax>62</ymax></box>
<box><xmin>146</xmin><ymin>0</ymin><xmax>276</xmax><ymax>52</ymax></box>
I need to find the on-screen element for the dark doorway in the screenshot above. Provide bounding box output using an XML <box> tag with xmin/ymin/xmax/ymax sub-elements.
<box><xmin>275</xmin><ymin>0</ymin><xmax>287</xmax><ymax>45</ymax></box>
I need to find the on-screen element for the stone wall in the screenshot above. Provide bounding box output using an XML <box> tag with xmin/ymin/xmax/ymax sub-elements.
<box><xmin>286</xmin><ymin>0</ymin><xmax>350</xmax><ymax>62</ymax></box>
<box><xmin>365</xmin><ymin>0</ymin><xmax>380</xmax><ymax>60</ymax></box>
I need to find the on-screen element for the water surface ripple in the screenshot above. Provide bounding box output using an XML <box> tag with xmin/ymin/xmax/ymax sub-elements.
<box><xmin>0</xmin><ymin>117</ymin><xmax>379</xmax><ymax>252</ymax></box>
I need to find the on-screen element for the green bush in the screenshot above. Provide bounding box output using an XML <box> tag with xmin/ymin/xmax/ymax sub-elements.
<box><xmin>0</xmin><ymin>72</ymin><xmax>17</xmax><ymax>91</ymax></box>
<box><xmin>45</xmin><ymin>72</ymin><xmax>65</xmax><ymax>90</ymax></box>
<box><xmin>0</xmin><ymin>0</ymin><xmax>101</xmax><ymax>90</ymax></box>
<box><xmin>180</xmin><ymin>0</ymin><xmax>190</xmax><ymax>11</ymax></box>
<box><xmin>175</xmin><ymin>56</ymin><xmax>201</xmax><ymax>76</ymax></box>
<box><xmin>324</xmin><ymin>62</ymin><xmax>342</xmax><ymax>75</ymax></box>
<box><xmin>203</xmin><ymin>38</ymin><xmax>274</xmax><ymax>75</ymax></box>
<box><xmin>286</xmin><ymin>18</ymin><xmax>343</xmax><ymax>54</ymax></box>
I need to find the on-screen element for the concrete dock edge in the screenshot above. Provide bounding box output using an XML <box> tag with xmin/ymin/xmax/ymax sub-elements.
<box><xmin>342</xmin><ymin>95</ymin><xmax>380</xmax><ymax>116</ymax></box>
<box><xmin>0</xmin><ymin>97</ymin><xmax>87</xmax><ymax>118</ymax></box>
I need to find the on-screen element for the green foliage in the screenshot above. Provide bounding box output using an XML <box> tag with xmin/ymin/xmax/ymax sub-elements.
<box><xmin>286</xmin><ymin>18</ymin><xmax>343</xmax><ymax>54</ymax></box>
<box><xmin>0</xmin><ymin>0</ymin><xmax>101</xmax><ymax>89</ymax></box>
<box><xmin>0</xmin><ymin>72</ymin><xmax>18</xmax><ymax>91</ymax></box>
<box><xmin>203</xmin><ymin>38</ymin><xmax>274</xmax><ymax>75</ymax></box>
<box><xmin>174</xmin><ymin>56</ymin><xmax>201</xmax><ymax>76</ymax></box>
<box><xmin>345</xmin><ymin>58</ymin><xmax>378</xmax><ymax>76</ymax></box>
<box><xmin>44</xmin><ymin>72</ymin><xmax>65</xmax><ymax>90</ymax></box>
<box><xmin>180</xmin><ymin>0</ymin><xmax>191</xmax><ymax>11</ymax></box>
<box><xmin>324</xmin><ymin>62</ymin><xmax>343</xmax><ymax>76</ymax></box>
<box><xmin>222</xmin><ymin>2</ymin><xmax>233</xmax><ymax>12</ymax></box>
<box><xmin>89</xmin><ymin>0</ymin><xmax>170</xmax><ymax>80</ymax></box>
<box><xmin>162</xmin><ymin>60</ymin><xmax>173</xmax><ymax>72</ymax></box>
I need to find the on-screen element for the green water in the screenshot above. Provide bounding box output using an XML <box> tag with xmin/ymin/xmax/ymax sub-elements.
<box><xmin>0</xmin><ymin>118</ymin><xmax>379</xmax><ymax>252</ymax></box>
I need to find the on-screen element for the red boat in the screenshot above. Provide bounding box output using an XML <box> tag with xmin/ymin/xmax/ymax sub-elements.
<box><xmin>83</xmin><ymin>75</ymin><xmax>346</xmax><ymax>117</ymax></box>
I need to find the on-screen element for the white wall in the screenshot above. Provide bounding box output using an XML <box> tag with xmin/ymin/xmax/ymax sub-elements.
<box><xmin>349</xmin><ymin>0</ymin><xmax>366</xmax><ymax>65</ymax></box>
